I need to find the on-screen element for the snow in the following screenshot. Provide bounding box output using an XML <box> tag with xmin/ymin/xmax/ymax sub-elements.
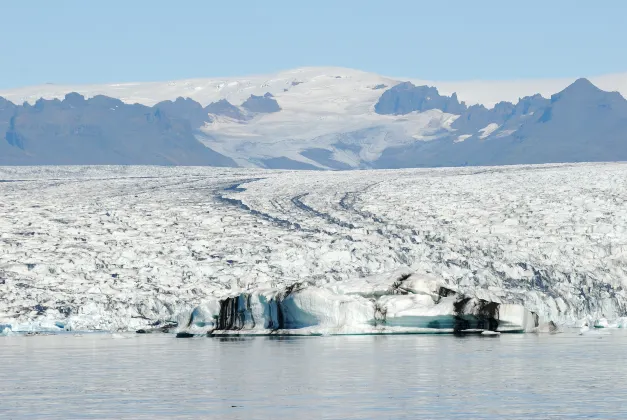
<box><xmin>494</xmin><ymin>129</ymin><xmax>516</xmax><ymax>138</ymax></box>
<box><xmin>479</xmin><ymin>123</ymin><xmax>500</xmax><ymax>139</ymax></box>
<box><xmin>3</xmin><ymin>67</ymin><xmax>627</xmax><ymax>168</ymax></box>
<box><xmin>0</xmin><ymin>67</ymin><xmax>394</xmax><ymax>108</ymax></box>
<box><xmin>0</xmin><ymin>67</ymin><xmax>456</xmax><ymax>167</ymax></box>
<box><xmin>2</xmin><ymin>67</ymin><xmax>627</xmax><ymax>110</ymax></box>
<box><xmin>455</xmin><ymin>134</ymin><xmax>472</xmax><ymax>143</ymax></box>
<box><xmin>1</xmin><ymin>163</ymin><xmax>627</xmax><ymax>334</ymax></box>
<box><xmin>198</xmin><ymin>108</ymin><xmax>458</xmax><ymax>167</ymax></box>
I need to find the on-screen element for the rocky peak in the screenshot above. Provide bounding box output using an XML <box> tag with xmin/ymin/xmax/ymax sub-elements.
<box><xmin>241</xmin><ymin>93</ymin><xmax>281</xmax><ymax>113</ymax></box>
<box><xmin>374</xmin><ymin>82</ymin><xmax>466</xmax><ymax>115</ymax></box>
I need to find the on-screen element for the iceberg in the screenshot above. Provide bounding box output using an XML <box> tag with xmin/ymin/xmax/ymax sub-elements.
<box><xmin>594</xmin><ymin>318</ymin><xmax>610</xmax><ymax>329</ymax></box>
<box><xmin>192</xmin><ymin>273</ymin><xmax>539</xmax><ymax>336</ymax></box>
<box><xmin>0</xmin><ymin>325</ymin><xmax>13</xmax><ymax>336</ymax></box>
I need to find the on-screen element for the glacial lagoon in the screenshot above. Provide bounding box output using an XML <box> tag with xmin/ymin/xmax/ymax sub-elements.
<box><xmin>2</xmin><ymin>331</ymin><xmax>627</xmax><ymax>419</ymax></box>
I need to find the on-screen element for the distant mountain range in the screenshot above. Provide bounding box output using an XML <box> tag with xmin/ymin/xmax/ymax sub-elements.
<box><xmin>1</xmin><ymin>68</ymin><xmax>626</xmax><ymax>168</ymax></box>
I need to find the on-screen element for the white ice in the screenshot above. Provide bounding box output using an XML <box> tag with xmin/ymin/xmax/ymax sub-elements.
<box><xmin>1</xmin><ymin>163</ymin><xmax>626</xmax><ymax>334</ymax></box>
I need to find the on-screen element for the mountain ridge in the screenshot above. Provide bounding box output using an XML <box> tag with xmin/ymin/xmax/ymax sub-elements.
<box><xmin>0</xmin><ymin>93</ymin><xmax>240</xmax><ymax>166</ymax></box>
<box><xmin>1</xmin><ymin>68</ymin><xmax>627</xmax><ymax>168</ymax></box>
<box><xmin>3</xmin><ymin>67</ymin><xmax>627</xmax><ymax>108</ymax></box>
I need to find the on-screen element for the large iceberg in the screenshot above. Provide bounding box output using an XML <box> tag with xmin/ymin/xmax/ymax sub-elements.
<box><xmin>179</xmin><ymin>272</ymin><xmax>539</xmax><ymax>336</ymax></box>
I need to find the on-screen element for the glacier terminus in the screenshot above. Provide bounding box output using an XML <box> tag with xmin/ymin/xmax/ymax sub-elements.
<box><xmin>1</xmin><ymin>163</ymin><xmax>625</xmax><ymax>336</ymax></box>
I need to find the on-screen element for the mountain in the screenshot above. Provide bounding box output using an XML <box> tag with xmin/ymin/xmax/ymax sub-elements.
<box><xmin>0</xmin><ymin>94</ymin><xmax>236</xmax><ymax>166</ymax></box>
<box><xmin>205</xmin><ymin>99</ymin><xmax>247</xmax><ymax>121</ymax></box>
<box><xmin>1</xmin><ymin>67</ymin><xmax>627</xmax><ymax>168</ymax></box>
<box><xmin>153</xmin><ymin>97</ymin><xmax>213</xmax><ymax>128</ymax></box>
<box><xmin>241</xmin><ymin>93</ymin><xmax>281</xmax><ymax>113</ymax></box>
<box><xmin>375</xmin><ymin>78</ymin><xmax>627</xmax><ymax>168</ymax></box>
<box><xmin>374</xmin><ymin>82</ymin><xmax>466</xmax><ymax>115</ymax></box>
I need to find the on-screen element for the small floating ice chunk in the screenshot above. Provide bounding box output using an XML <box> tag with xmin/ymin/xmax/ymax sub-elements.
<box><xmin>594</xmin><ymin>318</ymin><xmax>609</xmax><ymax>329</ymax></box>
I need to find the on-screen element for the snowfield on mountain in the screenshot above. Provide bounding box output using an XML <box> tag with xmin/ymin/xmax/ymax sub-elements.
<box><xmin>1</xmin><ymin>163</ymin><xmax>626</xmax><ymax>335</ymax></box>
<box><xmin>4</xmin><ymin>66</ymin><xmax>627</xmax><ymax>109</ymax></box>
<box><xmin>2</xmin><ymin>67</ymin><xmax>627</xmax><ymax>168</ymax></box>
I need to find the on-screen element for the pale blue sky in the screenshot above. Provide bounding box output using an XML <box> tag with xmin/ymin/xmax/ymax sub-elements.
<box><xmin>1</xmin><ymin>0</ymin><xmax>626</xmax><ymax>89</ymax></box>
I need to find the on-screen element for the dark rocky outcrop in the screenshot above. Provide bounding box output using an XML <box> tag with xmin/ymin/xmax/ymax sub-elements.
<box><xmin>451</xmin><ymin>101</ymin><xmax>513</xmax><ymax>132</ymax></box>
<box><xmin>154</xmin><ymin>97</ymin><xmax>212</xmax><ymax>128</ymax></box>
<box><xmin>0</xmin><ymin>97</ymin><xmax>18</xmax><ymax>141</ymax></box>
<box><xmin>205</xmin><ymin>99</ymin><xmax>247</xmax><ymax>120</ymax></box>
<box><xmin>241</xmin><ymin>92</ymin><xmax>281</xmax><ymax>113</ymax></box>
<box><xmin>374</xmin><ymin>82</ymin><xmax>466</xmax><ymax>115</ymax></box>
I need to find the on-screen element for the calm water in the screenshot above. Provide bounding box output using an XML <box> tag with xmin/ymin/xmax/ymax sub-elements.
<box><xmin>1</xmin><ymin>332</ymin><xmax>627</xmax><ymax>419</ymax></box>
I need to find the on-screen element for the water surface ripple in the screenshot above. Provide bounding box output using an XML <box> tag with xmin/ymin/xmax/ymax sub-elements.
<box><xmin>1</xmin><ymin>332</ymin><xmax>625</xmax><ymax>419</ymax></box>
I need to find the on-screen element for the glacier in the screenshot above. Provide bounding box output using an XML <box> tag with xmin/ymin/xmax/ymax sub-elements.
<box><xmin>0</xmin><ymin>163</ymin><xmax>626</xmax><ymax>335</ymax></box>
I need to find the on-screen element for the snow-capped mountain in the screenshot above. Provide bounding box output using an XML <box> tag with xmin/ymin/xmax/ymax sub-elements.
<box><xmin>1</xmin><ymin>67</ymin><xmax>627</xmax><ymax>168</ymax></box>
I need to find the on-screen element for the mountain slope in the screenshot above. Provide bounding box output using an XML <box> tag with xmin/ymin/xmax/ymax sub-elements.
<box><xmin>1</xmin><ymin>67</ymin><xmax>627</xmax><ymax>168</ymax></box>
<box><xmin>374</xmin><ymin>78</ymin><xmax>627</xmax><ymax>167</ymax></box>
<box><xmin>3</xmin><ymin>67</ymin><xmax>627</xmax><ymax>108</ymax></box>
<box><xmin>0</xmin><ymin>94</ymin><xmax>236</xmax><ymax>166</ymax></box>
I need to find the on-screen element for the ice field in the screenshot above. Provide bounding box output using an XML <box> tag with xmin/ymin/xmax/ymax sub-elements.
<box><xmin>1</xmin><ymin>163</ymin><xmax>626</xmax><ymax>334</ymax></box>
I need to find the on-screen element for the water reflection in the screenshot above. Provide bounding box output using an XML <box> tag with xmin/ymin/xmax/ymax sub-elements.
<box><xmin>1</xmin><ymin>332</ymin><xmax>626</xmax><ymax>419</ymax></box>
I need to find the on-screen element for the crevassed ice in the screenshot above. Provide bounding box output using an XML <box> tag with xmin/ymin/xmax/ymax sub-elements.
<box><xmin>0</xmin><ymin>163</ymin><xmax>625</xmax><ymax>334</ymax></box>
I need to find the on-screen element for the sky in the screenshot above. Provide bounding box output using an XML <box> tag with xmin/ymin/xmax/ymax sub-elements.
<box><xmin>1</xmin><ymin>0</ymin><xmax>627</xmax><ymax>89</ymax></box>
